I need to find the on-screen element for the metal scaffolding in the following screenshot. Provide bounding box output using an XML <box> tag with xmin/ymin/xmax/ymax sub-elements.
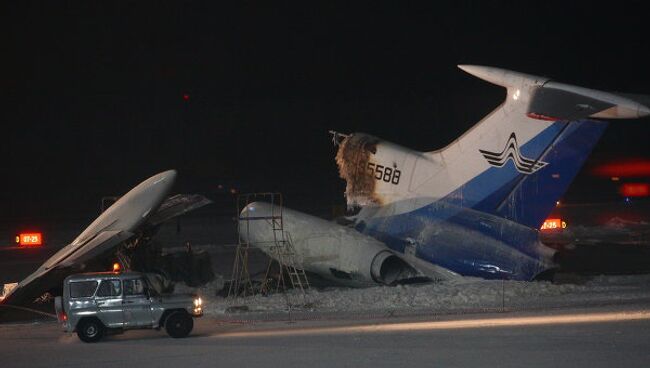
<box><xmin>228</xmin><ymin>193</ymin><xmax>309</xmax><ymax>303</ymax></box>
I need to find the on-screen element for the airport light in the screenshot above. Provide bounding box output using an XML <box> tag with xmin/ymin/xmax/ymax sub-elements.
<box><xmin>16</xmin><ymin>232</ymin><xmax>43</xmax><ymax>246</ymax></box>
<box><xmin>593</xmin><ymin>159</ymin><xmax>650</xmax><ymax>178</ymax></box>
<box><xmin>540</xmin><ymin>218</ymin><xmax>566</xmax><ymax>231</ymax></box>
<box><xmin>619</xmin><ymin>183</ymin><xmax>650</xmax><ymax>197</ymax></box>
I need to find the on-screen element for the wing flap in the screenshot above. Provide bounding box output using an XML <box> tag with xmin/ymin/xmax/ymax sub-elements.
<box><xmin>146</xmin><ymin>194</ymin><xmax>212</xmax><ymax>226</ymax></box>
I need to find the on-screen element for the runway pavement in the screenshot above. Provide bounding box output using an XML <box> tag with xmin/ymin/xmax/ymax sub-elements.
<box><xmin>1</xmin><ymin>304</ymin><xmax>650</xmax><ymax>368</ymax></box>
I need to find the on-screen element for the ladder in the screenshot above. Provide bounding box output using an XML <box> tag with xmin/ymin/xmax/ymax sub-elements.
<box><xmin>228</xmin><ymin>193</ymin><xmax>309</xmax><ymax>301</ymax></box>
<box><xmin>265</xmin><ymin>228</ymin><xmax>310</xmax><ymax>295</ymax></box>
<box><xmin>115</xmin><ymin>248</ymin><xmax>132</xmax><ymax>271</ymax></box>
<box><xmin>227</xmin><ymin>193</ymin><xmax>264</xmax><ymax>299</ymax></box>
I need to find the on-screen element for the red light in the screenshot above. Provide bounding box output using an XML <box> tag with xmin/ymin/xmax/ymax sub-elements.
<box><xmin>592</xmin><ymin>159</ymin><xmax>650</xmax><ymax>178</ymax></box>
<box><xmin>17</xmin><ymin>232</ymin><xmax>43</xmax><ymax>246</ymax></box>
<box><xmin>183</xmin><ymin>93</ymin><xmax>190</xmax><ymax>101</ymax></box>
<box><xmin>620</xmin><ymin>183</ymin><xmax>650</xmax><ymax>197</ymax></box>
<box><xmin>540</xmin><ymin>218</ymin><xmax>566</xmax><ymax>231</ymax></box>
<box><xmin>57</xmin><ymin>310</ymin><xmax>67</xmax><ymax>323</ymax></box>
<box><xmin>527</xmin><ymin>112</ymin><xmax>559</xmax><ymax>121</ymax></box>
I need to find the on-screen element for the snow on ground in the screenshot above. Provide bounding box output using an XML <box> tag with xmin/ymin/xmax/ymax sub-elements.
<box><xmin>177</xmin><ymin>273</ymin><xmax>650</xmax><ymax>321</ymax></box>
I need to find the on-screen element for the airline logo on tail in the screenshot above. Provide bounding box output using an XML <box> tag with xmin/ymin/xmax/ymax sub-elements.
<box><xmin>479</xmin><ymin>133</ymin><xmax>548</xmax><ymax>174</ymax></box>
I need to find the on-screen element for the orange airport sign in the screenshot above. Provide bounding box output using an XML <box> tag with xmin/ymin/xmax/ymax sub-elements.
<box><xmin>16</xmin><ymin>232</ymin><xmax>43</xmax><ymax>246</ymax></box>
<box><xmin>540</xmin><ymin>219</ymin><xmax>566</xmax><ymax>231</ymax></box>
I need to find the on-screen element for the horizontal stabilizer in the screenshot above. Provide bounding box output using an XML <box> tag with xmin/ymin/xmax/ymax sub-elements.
<box><xmin>459</xmin><ymin>65</ymin><xmax>650</xmax><ymax>120</ymax></box>
<box><xmin>527</xmin><ymin>87</ymin><xmax>613</xmax><ymax>121</ymax></box>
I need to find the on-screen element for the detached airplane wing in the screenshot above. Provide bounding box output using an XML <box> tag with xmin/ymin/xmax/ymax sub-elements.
<box><xmin>18</xmin><ymin>230</ymin><xmax>134</xmax><ymax>288</ymax></box>
<box><xmin>4</xmin><ymin>230</ymin><xmax>136</xmax><ymax>305</ymax></box>
<box><xmin>1</xmin><ymin>170</ymin><xmax>204</xmax><ymax>306</ymax></box>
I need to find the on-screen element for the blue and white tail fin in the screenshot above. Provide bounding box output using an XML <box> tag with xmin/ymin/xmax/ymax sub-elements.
<box><xmin>438</xmin><ymin>65</ymin><xmax>649</xmax><ymax>228</ymax></box>
<box><xmin>462</xmin><ymin>118</ymin><xmax>607</xmax><ymax>228</ymax></box>
<box><xmin>336</xmin><ymin>65</ymin><xmax>649</xmax><ymax>229</ymax></box>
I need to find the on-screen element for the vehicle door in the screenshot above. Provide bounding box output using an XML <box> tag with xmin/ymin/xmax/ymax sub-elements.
<box><xmin>95</xmin><ymin>279</ymin><xmax>124</xmax><ymax>328</ymax></box>
<box><xmin>122</xmin><ymin>277</ymin><xmax>153</xmax><ymax>328</ymax></box>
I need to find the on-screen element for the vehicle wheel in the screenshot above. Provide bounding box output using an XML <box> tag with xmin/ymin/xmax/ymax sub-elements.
<box><xmin>165</xmin><ymin>311</ymin><xmax>193</xmax><ymax>338</ymax></box>
<box><xmin>77</xmin><ymin>319</ymin><xmax>105</xmax><ymax>343</ymax></box>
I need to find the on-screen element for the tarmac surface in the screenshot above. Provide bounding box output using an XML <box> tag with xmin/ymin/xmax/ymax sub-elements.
<box><xmin>1</xmin><ymin>305</ymin><xmax>650</xmax><ymax>368</ymax></box>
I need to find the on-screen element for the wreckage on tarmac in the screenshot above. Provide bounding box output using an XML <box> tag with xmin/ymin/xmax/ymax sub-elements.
<box><xmin>241</xmin><ymin>65</ymin><xmax>650</xmax><ymax>285</ymax></box>
<box><xmin>1</xmin><ymin>170</ymin><xmax>214</xmax><ymax>307</ymax></box>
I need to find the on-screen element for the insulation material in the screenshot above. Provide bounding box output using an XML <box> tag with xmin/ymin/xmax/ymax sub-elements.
<box><xmin>335</xmin><ymin>134</ymin><xmax>382</xmax><ymax>207</ymax></box>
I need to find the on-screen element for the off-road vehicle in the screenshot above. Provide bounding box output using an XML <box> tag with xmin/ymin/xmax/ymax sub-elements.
<box><xmin>54</xmin><ymin>271</ymin><xmax>203</xmax><ymax>342</ymax></box>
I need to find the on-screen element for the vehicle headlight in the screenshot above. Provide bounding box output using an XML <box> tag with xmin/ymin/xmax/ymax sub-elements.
<box><xmin>193</xmin><ymin>297</ymin><xmax>202</xmax><ymax>307</ymax></box>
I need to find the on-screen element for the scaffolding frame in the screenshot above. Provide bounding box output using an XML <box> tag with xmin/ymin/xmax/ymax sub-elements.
<box><xmin>228</xmin><ymin>193</ymin><xmax>309</xmax><ymax>303</ymax></box>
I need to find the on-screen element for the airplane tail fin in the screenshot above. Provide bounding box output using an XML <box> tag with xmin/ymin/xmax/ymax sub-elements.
<box><xmin>428</xmin><ymin>65</ymin><xmax>650</xmax><ymax>229</ymax></box>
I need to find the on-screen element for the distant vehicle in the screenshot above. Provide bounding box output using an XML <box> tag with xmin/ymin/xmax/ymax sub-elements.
<box><xmin>54</xmin><ymin>271</ymin><xmax>203</xmax><ymax>343</ymax></box>
<box><xmin>242</xmin><ymin>65</ymin><xmax>650</xmax><ymax>284</ymax></box>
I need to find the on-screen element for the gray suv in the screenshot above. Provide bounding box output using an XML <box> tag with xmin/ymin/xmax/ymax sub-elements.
<box><xmin>54</xmin><ymin>271</ymin><xmax>203</xmax><ymax>342</ymax></box>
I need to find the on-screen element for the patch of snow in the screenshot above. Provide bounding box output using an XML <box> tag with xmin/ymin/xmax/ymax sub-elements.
<box><xmin>175</xmin><ymin>274</ymin><xmax>650</xmax><ymax>320</ymax></box>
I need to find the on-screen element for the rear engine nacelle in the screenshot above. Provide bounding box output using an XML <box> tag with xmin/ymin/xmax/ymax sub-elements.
<box><xmin>240</xmin><ymin>202</ymin><xmax>419</xmax><ymax>286</ymax></box>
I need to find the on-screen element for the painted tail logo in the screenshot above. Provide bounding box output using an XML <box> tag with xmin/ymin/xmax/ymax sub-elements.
<box><xmin>479</xmin><ymin>133</ymin><xmax>548</xmax><ymax>174</ymax></box>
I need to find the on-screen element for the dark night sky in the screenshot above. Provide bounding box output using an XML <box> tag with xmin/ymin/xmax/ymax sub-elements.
<box><xmin>2</xmin><ymin>1</ymin><xmax>650</xmax><ymax>222</ymax></box>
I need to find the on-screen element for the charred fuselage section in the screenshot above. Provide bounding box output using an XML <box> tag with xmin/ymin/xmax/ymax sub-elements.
<box><xmin>331</xmin><ymin>130</ymin><xmax>559</xmax><ymax>282</ymax></box>
<box><xmin>336</xmin><ymin>133</ymin><xmax>383</xmax><ymax>207</ymax></box>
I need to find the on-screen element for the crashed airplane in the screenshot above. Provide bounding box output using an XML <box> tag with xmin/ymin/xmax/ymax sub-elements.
<box><xmin>241</xmin><ymin>65</ymin><xmax>650</xmax><ymax>285</ymax></box>
<box><xmin>1</xmin><ymin>170</ymin><xmax>212</xmax><ymax>306</ymax></box>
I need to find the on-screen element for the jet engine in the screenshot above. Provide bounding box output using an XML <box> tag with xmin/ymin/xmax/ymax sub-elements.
<box><xmin>240</xmin><ymin>202</ymin><xmax>419</xmax><ymax>286</ymax></box>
